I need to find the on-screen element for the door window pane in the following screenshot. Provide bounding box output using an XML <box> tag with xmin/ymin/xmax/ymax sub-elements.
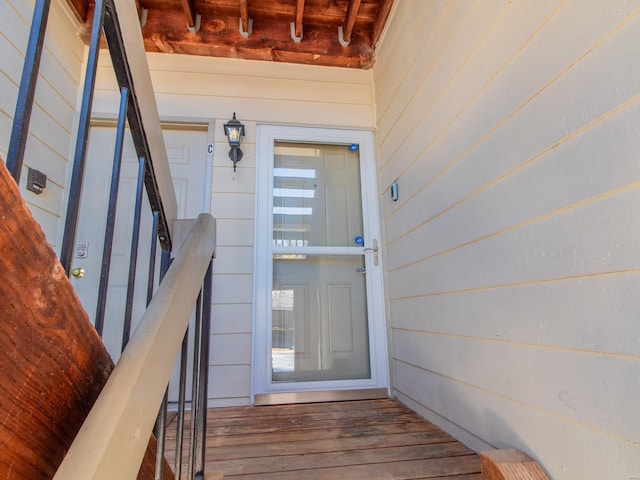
<box><xmin>272</xmin><ymin>256</ymin><xmax>371</xmax><ymax>383</ymax></box>
<box><xmin>273</xmin><ymin>142</ymin><xmax>363</xmax><ymax>248</ymax></box>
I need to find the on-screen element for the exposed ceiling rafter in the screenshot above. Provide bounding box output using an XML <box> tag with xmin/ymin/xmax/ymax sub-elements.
<box><xmin>372</xmin><ymin>0</ymin><xmax>394</xmax><ymax>47</ymax></box>
<box><xmin>180</xmin><ymin>0</ymin><xmax>199</xmax><ymax>32</ymax></box>
<box><xmin>293</xmin><ymin>0</ymin><xmax>304</xmax><ymax>40</ymax></box>
<box><xmin>239</xmin><ymin>0</ymin><xmax>252</xmax><ymax>37</ymax></box>
<box><xmin>340</xmin><ymin>0</ymin><xmax>361</xmax><ymax>46</ymax></box>
<box><xmin>72</xmin><ymin>0</ymin><xmax>396</xmax><ymax>69</ymax></box>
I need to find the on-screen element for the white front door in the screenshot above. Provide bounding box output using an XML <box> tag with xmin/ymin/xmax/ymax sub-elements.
<box><xmin>253</xmin><ymin>126</ymin><xmax>388</xmax><ymax>401</ymax></box>
<box><xmin>70</xmin><ymin>124</ymin><xmax>209</xmax><ymax>370</ymax></box>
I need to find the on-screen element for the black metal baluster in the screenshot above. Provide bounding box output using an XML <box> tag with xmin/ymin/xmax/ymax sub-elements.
<box><xmin>174</xmin><ymin>327</ymin><xmax>189</xmax><ymax>479</ymax></box>
<box><xmin>6</xmin><ymin>0</ymin><xmax>51</xmax><ymax>183</ymax></box>
<box><xmin>146</xmin><ymin>211</ymin><xmax>159</xmax><ymax>305</ymax></box>
<box><xmin>154</xmin><ymin>390</ymin><xmax>168</xmax><ymax>480</ymax></box>
<box><xmin>121</xmin><ymin>157</ymin><xmax>146</xmax><ymax>351</ymax></box>
<box><xmin>59</xmin><ymin>0</ymin><xmax>107</xmax><ymax>273</ymax></box>
<box><xmin>101</xmin><ymin>0</ymin><xmax>171</xmax><ymax>252</ymax></box>
<box><xmin>188</xmin><ymin>290</ymin><xmax>204</xmax><ymax>480</ymax></box>
<box><xmin>152</xmin><ymin>234</ymin><xmax>167</xmax><ymax>480</ymax></box>
<box><xmin>94</xmin><ymin>86</ymin><xmax>129</xmax><ymax>336</ymax></box>
<box><xmin>195</xmin><ymin>259</ymin><xmax>213</xmax><ymax>477</ymax></box>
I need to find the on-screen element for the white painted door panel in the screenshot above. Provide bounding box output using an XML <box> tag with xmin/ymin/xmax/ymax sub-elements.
<box><xmin>70</xmin><ymin>126</ymin><xmax>208</xmax><ymax>401</ymax></box>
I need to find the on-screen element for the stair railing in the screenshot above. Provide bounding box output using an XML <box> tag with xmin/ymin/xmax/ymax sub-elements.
<box><xmin>5</xmin><ymin>0</ymin><xmax>215</xmax><ymax>477</ymax></box>
<box><xmin>53</xmin><ymin>214</ymin><xmax>216</xmax><ymax>479</ymax></box>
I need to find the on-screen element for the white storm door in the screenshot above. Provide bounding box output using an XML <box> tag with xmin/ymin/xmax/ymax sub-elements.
<box><xmin>254</xmin><ymin>125</ymin><xmax>389</xmax><ymax>399</ymax></box>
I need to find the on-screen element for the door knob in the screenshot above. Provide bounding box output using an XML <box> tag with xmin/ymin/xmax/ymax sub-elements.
<box><xmin>71</xmin><ymin>267</ymin><xmax>85</xmax><ymax>278</ymax></box>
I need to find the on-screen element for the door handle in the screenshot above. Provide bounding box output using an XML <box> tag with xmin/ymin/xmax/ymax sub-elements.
<box><xmin>71</xmin><ymin>267</ymin><xmax>85</xmax><ymax>278</ymax></box>
<box><xmin>363</xmin><ymin>239</ymin><xmax>379</xmax><ymax>266</ymax></box>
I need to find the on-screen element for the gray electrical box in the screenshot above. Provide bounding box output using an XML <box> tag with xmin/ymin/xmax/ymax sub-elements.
<box><xmin>26</xmin><ymin>167</ymin><xmax>47</xmax><ymax>195</ymax></box>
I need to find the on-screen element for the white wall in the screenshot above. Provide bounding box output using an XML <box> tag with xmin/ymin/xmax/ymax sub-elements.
<box><xmin>373</xmin><ymin>1</ymin><xmax>640</xmax><ymax>478</ymax></box>
<box><xmin>0</xmin><ymin>0</ymin><xmax>84</xmax><ymax>248</ymax></box>
<box><xmin>92</xmin><ymin>53</ymin><xmax>375</xmax><ymax>407</ymax></box>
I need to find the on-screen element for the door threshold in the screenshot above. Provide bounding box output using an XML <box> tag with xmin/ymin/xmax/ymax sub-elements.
<box><xmin>254</xmin><ymin>387</ymin><xmax>388</xmax><ymax>406</ymax></box>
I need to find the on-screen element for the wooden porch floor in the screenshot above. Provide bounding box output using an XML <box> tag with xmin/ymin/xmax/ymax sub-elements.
<box><xmin>165</xmin><ymin>399</ymin><xmax>482</xmax><ymax>479</ymax></box>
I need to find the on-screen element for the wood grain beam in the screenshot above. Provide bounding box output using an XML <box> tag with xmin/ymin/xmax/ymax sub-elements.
<box><xmin>78</xmin><ymin>0</ymin><xmax>392</xmax><ymax>69</ymax></box>
<box><xmin>0</xmin><ymin>160</ymin><xmax>170</xmax><ymax>480</ymax></box>
<box><xmin>62</xmin><ymin>0</ymin><xmax>87</xmax><ymax>22</ymax></box>
<box><xmin>341</xmin><ymin>0</ymin><xmax>361</xmax><ymax>44</ymax></box>
<box><xmin>190</xmin><ymin>0</ymin><xmax>378</xmax><ymax>26</ymax></box>
<box><xmin>371</xmin><ymin>0</ymin><xmax>394</xmax><ymax>46</ymax></box>
<box><xmin>239</xmin><ymin>0</ymin><xmax>249</xmax><ymax>34</ymax></box>
<box><xmin>294</xmin><ymin>0</ymin><xmax>305</xmax><ymax>38</ymax></box>
<box><xmin>181</xmin><ymin>0</ymin><xmax>197</xmax><ymax>28</ymax></box>
<box><xmin>141</xmin><ymin>12</ymin><xmax>375</xmax><ymax>68</ymax></box>
<box><xmin>481</xmin><ymin>450</ymin><xmax>549</xmax><ymax>480</ymax></box>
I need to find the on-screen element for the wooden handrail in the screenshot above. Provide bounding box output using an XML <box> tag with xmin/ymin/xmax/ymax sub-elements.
<box><xmin>110</xmin><ymin>0</ymin><xmax>178</xmax><ymax>241</ymax></box>
<box><xmin>53</xmin><ymin>213</ymin><xmax>216</xmax><ymax>480</ymax></box>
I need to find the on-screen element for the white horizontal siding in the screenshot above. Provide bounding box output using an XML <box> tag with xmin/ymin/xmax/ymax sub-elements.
<box><xmin>92</xmin><ymin>53</ymin><xmax>374</xmax><ymax>129</ymax></box>
<box><xmin>374</xmin><ymin>1</ymin><xmax>640</xmax><ymax>478</ymax></box>
<box><xmin>89</xmin><ymin>56</ymin><xmax>374</xmax><ymax>405</ymax></box>
<box><xmin>0</xmin><ymin>0</ymin><xmax>83</xmax><ymax>249</ymax></box>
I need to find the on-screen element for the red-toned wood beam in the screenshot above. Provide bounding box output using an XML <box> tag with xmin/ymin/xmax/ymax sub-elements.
<box><xmin>341</xmin><ymin>0</ymin><xmax>361</xmax><ymax>45</ymax></box>
<box><xmin>239</xmin><ymin>0</ymin><xmax>250</xmax><ymax>34</ymax></box>
<box><xmin>181</xmin><ymin>0</ymin><xmax>197</xmax><ymax>29</ymax></box>
<box><xmin>141</xmin><ymin>13</ymin><xmax>374</xmax><ymax>68</ymax></box>
<box><xmin>0</xmin><ymin>160</ymin><xmax>172</xmax><ymax>479</ymax></box>
<box><xmin>294</xmin><ymin>0</ymin><xmax>305</xmax><ymax>39</ymax></box>
<box><xmin>371</xmin><ymin>0</ymin><xmax>394</xmax><ymax>46</ymax></box>
<box><xmin>480</xmin><ymin>450</ymin><xmax>550</xmax><ymax>480</ymax></box>
<box><xmin>62</xmin><ymin>0</ymin><xmax>88</xmax><ymax>22</ymax></box>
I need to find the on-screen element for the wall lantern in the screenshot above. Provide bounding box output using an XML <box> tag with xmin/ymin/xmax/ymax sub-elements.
<box><xmin>224</xmin><ymin>113</ymin><xmax>245</xmax><ymax>172</ymax></box>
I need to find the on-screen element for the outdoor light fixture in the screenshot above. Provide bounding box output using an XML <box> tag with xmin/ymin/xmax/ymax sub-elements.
<box><xmin>224</xmin><ymin>113</ymin><xmax>245</xmax><ymax>172</ymax></box>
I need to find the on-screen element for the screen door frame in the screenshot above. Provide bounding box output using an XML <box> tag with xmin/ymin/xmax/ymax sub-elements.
<box><xmin>252</xmin><ymin>125</ymin><xmax>389</xmax><ymax>402</ymax></box>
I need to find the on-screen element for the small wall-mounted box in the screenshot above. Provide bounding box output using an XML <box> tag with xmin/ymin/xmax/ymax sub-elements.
<box><xmin>26</xmin><ymin>167</ymin><xmax>47</xmax><ymax>195</ymax></box>
<box><xmin>390</xmin><ymin>181</ymin><xmax>399</xmax><ymax>202</ymax></box>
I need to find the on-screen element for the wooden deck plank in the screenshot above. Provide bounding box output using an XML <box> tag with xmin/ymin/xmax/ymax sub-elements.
<box><xmin>226</xmin><ymin>455</ymin><xmax>480</xmax><ymax>479</ymax></box>
<box><xmin>212</xmin><ymin>442</ymin><xmax>472</xmax><ymax>476</ymax></box>
<box><xmin>167</xmin><ymin>420</ymin><xmax>443</xmax><ymax>450</ymax></box>
<box><xmin>165</xmin><ymin>399</ymin><xmax>481</xmax><ymax>480</ymax></box>
<box><xmin>202</xmin><ymin>431</ymin><xmax>458</xmax><ymax>461</ymax></box>
<box><xmin>204</xmin><ymin>413</ymin><xmax>425</xmax><ymax>434</ymax></box>
<box><xmin>196</xmin><ymin>399</ymin><xmax>408</xmax><ymax>419</ymax></box>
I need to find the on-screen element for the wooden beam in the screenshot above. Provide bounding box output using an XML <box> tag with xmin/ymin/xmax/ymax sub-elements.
<box><xmin>187</xmin><ymin>0</ymin><xmax>378</xmax><ymax>27</ymax></box>
<box><xmin>341</xmin><ymin>0</ymin><xmax>361</xmax><ymax>45</ymax></box>
<box><xmin>62</xmin><ymin>0</ymin><xmax>87</xmax><ymax>22</ymax></box>
<box><xmin>181</xmin><ymin>0</ymin><xmax>197</xmax><ymax>29</ymax></box>
<box><xmin>0</xmin><ymin>160</ymin><xmax>169</xmax><ymax>479</ymax></box>
<box><xmin>371</xmin><ymin>0</ymin><xmax>394</xmax><ymax>46</ymax></box>
<box><xmin>140</xmin><ymin>12</ymin><xmax>374</xmax><ymax>68</ymax></box>
<box><xmin>481</xmin><ymin>450</ymin><xmax>549</xmax><ymax>480</ymax></box>
<box><xmin>0</xmin><ymin>160</ymin><xmax>111</xmax><ymax>478</ymax></box>
<box><xmin>239</xmin><ymin>0</ymin><xmax>250</xmax><ymax>35</ymax></box>
<box><xmin>294</xmin><ymin>0</ymin><xmax>304</xmax><ymax>39</ymax></box>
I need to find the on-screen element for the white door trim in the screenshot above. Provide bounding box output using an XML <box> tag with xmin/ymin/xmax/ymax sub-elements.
<box><xmin>252</xmin><ymin>125</ymin><xmax>389</xmax><ymax>401</ymax></box>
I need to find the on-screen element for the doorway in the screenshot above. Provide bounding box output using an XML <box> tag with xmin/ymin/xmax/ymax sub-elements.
<box><xmin>253</xmin><ymin>126</ymin><xmax>389</xmax><ymax>404</ymax></box>
<box><xmin>70</xmin><ymin>123</ymin><xmax>210</xmax><ymax>400</ymax></box>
